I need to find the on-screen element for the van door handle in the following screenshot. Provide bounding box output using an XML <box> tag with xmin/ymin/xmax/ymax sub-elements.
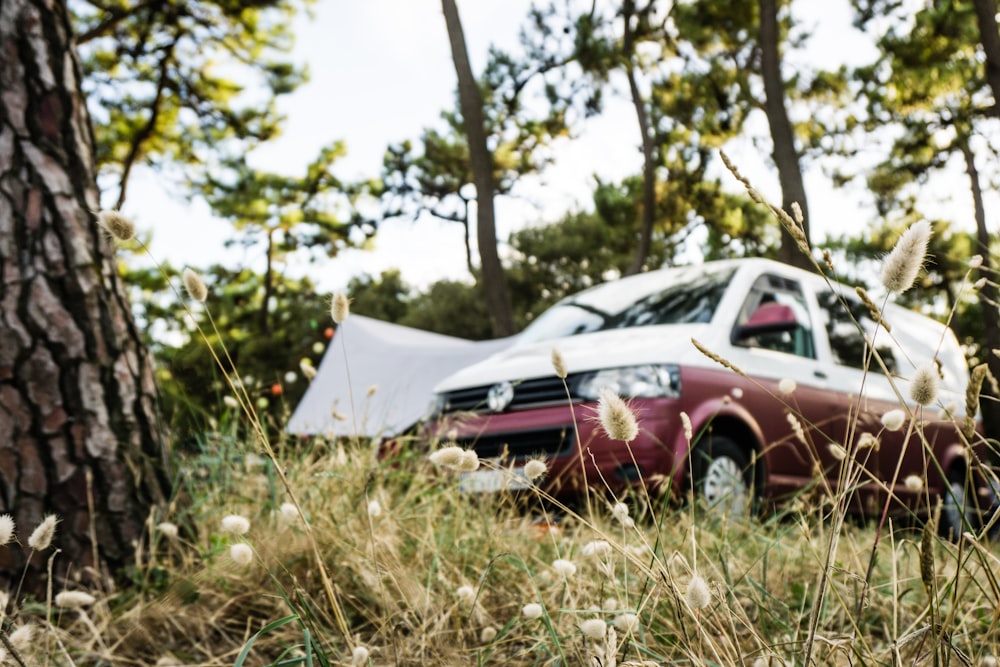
<box><xmin>814</xmin><ymin>370</ymin><xmax>828</xmax><ymax>379</ymax></box>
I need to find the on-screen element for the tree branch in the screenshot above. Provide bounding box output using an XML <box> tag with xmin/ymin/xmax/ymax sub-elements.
<box><xmin>114</xmin><ymin>42</ymin><xmax>175</xmax><ymax>209</ymax></box>
<box><xmin>75</xmin><ymin>0</ymin><xmax>162</xmax><ymax>44</ymax></box>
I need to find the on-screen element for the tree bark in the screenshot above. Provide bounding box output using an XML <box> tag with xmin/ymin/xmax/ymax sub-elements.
<box><xmin>758</xmin><ymin>0</ymin><xmax>811</xmax><ymax>270</ymax></box>
<box><xmin>623</xmin><ymin>0</ymin><xmax>658</xmax><ymax>277</ymax></box>
<box><xmin>972</xmin><ymin>0</ymin><xmax>1000</xmax><ymax>116</ymax></box>
<box><xmin>261</xmin><ymin>229</ymin><xmax>274</xmax><ymax>335</ymax></box>
<box><xmin>961</xmin><ymin>143</ymin><xmax>1000</xmax><ymax>440</ymax></box>
<box><xmin>441</xmin><ymin>0</ymin><xmax>516</xmax><ymax>337</ymax></box>
<box><xmin>0</xmin><ymin>0</ymin><xmax>171</xmax><ymax>595</ymax></box>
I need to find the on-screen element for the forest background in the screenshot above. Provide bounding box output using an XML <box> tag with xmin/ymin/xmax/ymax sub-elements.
<box><xmin>68</xmin><ymin>0</ymin><xmax>1000</xmax><ymax>441</ymax></box>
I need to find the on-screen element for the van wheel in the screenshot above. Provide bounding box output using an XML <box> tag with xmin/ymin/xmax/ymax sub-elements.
<box><xmin>940</xmin><ymin>470</ymin><xmax>981</xmax><ymax>541</ymax></box>
<box><xmin>938</xmin><ymin>470</ymin><xmax>997</xmax><ymax>542</ymax></box>
<box><xmin>691</xmin><ymin>435</ymin><xmax>754</xmax><ymax>517</ymax></box>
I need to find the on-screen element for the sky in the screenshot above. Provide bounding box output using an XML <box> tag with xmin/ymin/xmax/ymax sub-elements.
<box><xmin>120</xmin><ymin>0</ymin><xmax>984</xmax><ymax>294</ymax></box>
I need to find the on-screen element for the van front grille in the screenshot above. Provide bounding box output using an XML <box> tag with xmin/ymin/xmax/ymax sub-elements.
<box><xmin>443</xmin><ymin>375</ymin><xmax>580</xmax><ymax>413</ymax></box>
<box><xmin>455</xmin><ymin>426</ymin><xmax>575</xmax><ymax>459</ymax></box>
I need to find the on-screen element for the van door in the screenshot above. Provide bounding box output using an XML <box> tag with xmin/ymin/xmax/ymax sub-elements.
<box><xmin>813</xmin><ymin>289</ymin><xmax>900</xmax><ymax>513</ymax></box>
<box><xmin>726</xmin><ymin>274</ymin><xmax>848</xmax><ymax>502</ymax></box>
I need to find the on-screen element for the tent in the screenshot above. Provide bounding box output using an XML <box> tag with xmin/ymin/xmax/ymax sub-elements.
<box><xmin>287</xmin><ymin>315</ymin><xmax>514</xmax><ymax>437</ymax></box>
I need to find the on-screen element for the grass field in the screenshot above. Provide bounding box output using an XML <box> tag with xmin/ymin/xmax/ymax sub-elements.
<box><xmin>2</xmin><ymin>414</ymin><xmax>997</xmax><ymax>667</ymax></box>
<box><xmin>7</xmin><ymin>194</ymin><xmax>995</xmax><ymax>666</ymax></box>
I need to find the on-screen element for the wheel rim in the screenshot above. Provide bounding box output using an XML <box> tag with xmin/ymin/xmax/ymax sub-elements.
<box><xmin>942</xmin><ymin>479</ymin><xmax>973</xmax><ymax>536</ymax></box>
<box><xmin>701</xmin><ymin>455</ymin><xmax>749</xmax><ymax>516</ymax></box>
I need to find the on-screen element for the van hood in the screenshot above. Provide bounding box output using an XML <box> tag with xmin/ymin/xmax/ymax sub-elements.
<box><xmin>434</xmin><ymin>323</ymin><xmax>710</xmax><ymax>392</ymax></box>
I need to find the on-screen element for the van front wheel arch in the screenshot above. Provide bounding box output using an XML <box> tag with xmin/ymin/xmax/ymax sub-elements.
<box><xmin>690</xmin><ymin>435</ymin><xmax>756</xmax><ymax>517</ymax></box>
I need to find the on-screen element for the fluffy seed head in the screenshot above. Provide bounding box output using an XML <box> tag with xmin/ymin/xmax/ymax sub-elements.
<box><xmin>582</xmin><ymin>540</ymin><xmax>612</xmax><ymax>559</ymax></box>
<box><xmin>331</xmin><ymin>292</ymin><xmax>351</xmax><ymax>324</ymax></box>
<box><xmin>787</xmin><ymin>413</ymin><xmax>806</xmax><ymax>445</ymax></box>
<box><xmin>970</xmin><ymin>254</ymin><xmax>984</xmax><ymax>270</ymax></box>
<box><xmin>881</xmin><ymin>409</ymin><xmax>906</xmax><ymax>432</ymax></box>
<box><xmin>279</xmin><ymin>502</ymin><xmax>298</xmax><ymax>524</ymax></box>
<box><xmin>881</xmin><ymin>220</ymin><xmax>931</xmax><ymax>293</ymax></box>
<box><xmin>964</xmin><ymin>364</ymin><xmax>988</xmax><ymax>438</ymax></box>
<box><xmin>367</xmin><ymin>500</ymin><xmax>382</xmax><ymax>519</ymax></box>
<box><xmin>456</xmin><ymin>585</ymin><xmax>476</xmax><ymax>603</ymax></box>
<box><xmin>182</xmin><ymin>268</ymin><xmax>208</xmax><ymax>302</ymax></box>
<box><xmin>8</xmin><ymin>625</ymin><xmax>34</xmax><ymax>652</ymax></box>
<box><xmin>611</xmin><ymin>502</ymin><xmax>634</xmax><ymax>527</ymax></box>
<box><xmin>551</xmin><ymin>347</ymin><xmax>568</xmax><ymax>379</ymax></box>
<box><xmin>910</xmin><ymin>364</ymin><xmax>940</xmax><ymax>406</ymax></box>
<box><xmin>686</xmin><ymin>575</ymin><xmax>711</xmax><ymax>610</ymax></box>
<box><xmin>522</xmin><ymin>602</ymin><xmax>544</xmax><ymax>620</ymax></box>
<box><xmin>480</xmin><ymin>626</ymin><xmax>498</xmax><ymax>643</ymax></box>
<box><xmin>97</xmin><ymin>210</ymin><xmax>135</xmax><ymax>241</ymax></box>
<box><xmin>221</xmin><ymin>514</ymin><xmax>250</xmax><ymax>536</ymax></box>
<box><xmin>613</xmin><ymin>612</ymin><xmax>640</xmax><ymax>634</ymax></box>
<box><xmin>0</xmin><ymin>515</ymin><xmax>15</xmax><ymax>546</ymax></box>
<box><xmin>579</xmin><ymin>618</ymin><xmax>607</xmax><ymax>640</ymax></box>
<box><xmin>828</xmin><ymin>444</ymin><xmax>848</xmax><ymax>461</ymax></box>
<box><xmin>351</xmin><ymin>646</ymin><xmax>370</xmax><ymax>666</ymax></box>
<box><xmin>229</xmin><ymin>543</ymin><xmax>253</xmax><ymax>566</ymax></box>
<box><xmin>680</xmin><ymin>411</ymin><xmax>693</xmax><ymax>441</ymax></box>
<box><xmin>28</xmin><ymin>515</ymin><xmax>58</xmax><ymax>551</ymax></box>
<box><xmin>223</xmin><ymin>396</ymin><xmax>240</xmax><ymax>410</ymax></box>
<box><xmin>457</xmin><ymin>449</ymin><xmax>480</xmax><ymax>472</ymax></box>
<box><xmin>54</xmin><ymin>591</ymin><xmax>96</xmax><ymax>609</ymax></box>
<box><xmin>857</xmin><ymin>433</ymin><xmax>880</xmax><ymax>450</ymax></box>
<box><xmin>157</xmin><ymin>522</ymin><xmax>179</xmax><ymax>539</ymax></box>
<box><xmin>300</xmin><ymin>361</ymin><xmax>317</xmax><ymax>381</ymax></box>
<box><xmin>429</xmin><ymin>446</ymin><xmax>465</xmax><ymax>468</ymax></box>
<box><xmin>552</xmin><ymin>558</ymin><xmax>577</xmax><ymax>578</ymax></box>
<box><xmin>524</xmin><ymin>458</ymin><xmax>547</xmax><ymax>481</ymax></box>
<box><xmin>597</xmin><ymin>388</ymin><xmax>639</xmax><ymax>442</ymax></box>
<box><xmin>905</xmin><ymin>475</ymin><xmax>924</xmax><ymax>492</ymax></box>
<box><xmin>779</xmin><ymin>378</ymin><xmax>797</xmax><ymax>395</ymax></box>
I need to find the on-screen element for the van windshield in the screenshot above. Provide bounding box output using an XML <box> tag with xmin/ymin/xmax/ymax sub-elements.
<box><xmin>516</xmin><ymin>264</ymin><xmax>736</xmax><ymax>345</ymax></box>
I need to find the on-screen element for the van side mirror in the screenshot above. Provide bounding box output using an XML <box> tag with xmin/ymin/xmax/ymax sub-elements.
<box><xmin>731</xmin><ymin>302</ymin><xmax>800</xmax><ymax>344</ymax></box>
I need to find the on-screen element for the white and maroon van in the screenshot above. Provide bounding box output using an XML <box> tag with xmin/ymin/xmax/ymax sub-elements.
<box><xmin>426</xmin><ymin>258</ymin><xmax>995</xmax><ymax>536</ymax></box>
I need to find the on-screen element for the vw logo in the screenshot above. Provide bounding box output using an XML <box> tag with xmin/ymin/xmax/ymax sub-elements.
<box><xmin>486</xmin><ymin>381</ymin><xmax>514</xmax><ymax>413</ymax></box>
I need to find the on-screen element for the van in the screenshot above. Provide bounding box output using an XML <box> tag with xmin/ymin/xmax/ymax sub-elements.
<box><xmin>426</xmin><ymin>258</ymin><xmax>994</xmax><ymax>535</ymax></box>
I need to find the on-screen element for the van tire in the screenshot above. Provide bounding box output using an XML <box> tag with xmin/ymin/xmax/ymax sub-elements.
<box><xmin>691</xmin><ymin>435</ymin><xmax>755</xmax><ymax>518</ymax></box>
<box><xmin>938</xmin><ymin>470</ymin><xmax>980</xmax><ymax>542</ymax></box>
<box><xmin>939</xmin><ymin>469</ymin><xmax>989</xmax><ymax>541</ymax></box>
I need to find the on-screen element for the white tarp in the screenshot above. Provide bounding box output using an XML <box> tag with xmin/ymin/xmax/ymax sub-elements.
<box><xmin>287</xmin><ymin>315</ymin><xmax>513</xmax><ymax>437</ymax></box>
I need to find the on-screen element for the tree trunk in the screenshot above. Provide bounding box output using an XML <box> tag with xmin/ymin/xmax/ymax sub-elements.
<box><xmin>441</xmin><ymin>0</ymin><xmax>516</xmax><ymax>337</ymax></box>
<box><xmin>961</xmin><ymin>143</ymin><xmax>1000</xmax><ymax>440</ymax></box>
<box><xmin>623</xmin><ymin>0</ymin><xmax>657</xmax><ymax>277</ymax></box>
<box><xmin>261</xmin><ymin>229</ymin><xmax>274</xmax><ymax>335</ymax></box>
<box><xmin>758</xmin><ymin>0</ymin><xmax>811</xmax><ymax>270</ymax></box>
<box><xmin>0</xmin><ymin>0</ymin><xmax>171</xmax><ymax>595</ymax></box>
<box><xmin>972</xmin><ymin>0</ymin><xmax>1000</xmax><ymax>116</ymax></box>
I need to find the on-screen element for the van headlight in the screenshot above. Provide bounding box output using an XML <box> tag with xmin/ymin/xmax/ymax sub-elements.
<box><xmin>577</xmin><ymin>364</ymin><xmax>681</xmax><ymax>400</ymax></box>
<box><xmin>424</xmin><ymin>394</ymin><xmax>446</xmax><ymax>421</ymax></box>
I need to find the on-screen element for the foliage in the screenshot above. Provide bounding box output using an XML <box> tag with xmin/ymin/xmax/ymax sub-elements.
<box><xmin>71</xmin><ymin>0</ymin><xmax>313</xmax><ymax>207</ymax></box>
<box><xmin>199</xmin><ymin>143</ymin><xmax>379</xmax><ymax>334</ymax></box>
<box><xmin>127</xmin><ymin>264</ymin><xmax>331</xmax><ymax>439</ymax></box>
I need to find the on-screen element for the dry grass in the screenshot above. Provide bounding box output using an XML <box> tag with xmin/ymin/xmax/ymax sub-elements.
<box><xmin>3</xmin><ymin>430</ymin><xmax>998</xmax><ymax>666</ymax></box>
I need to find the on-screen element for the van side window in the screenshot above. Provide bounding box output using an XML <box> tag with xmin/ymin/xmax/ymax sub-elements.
<box><xmin>816</xmin><ymin>291</ymin><xmax>897</xmax><ymax>374</ymax></box>
<box><xmin>733</xmin><ymin>275</ymin><xmax>816</xmax><ymax>359</ymax></box>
